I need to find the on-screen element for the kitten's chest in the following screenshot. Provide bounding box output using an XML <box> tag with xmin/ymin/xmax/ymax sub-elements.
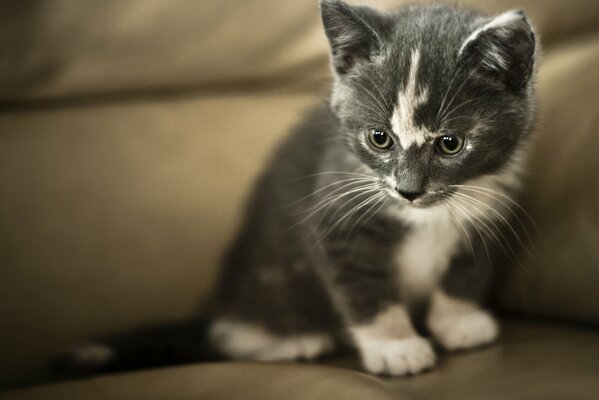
<box><xmin>392</xmin><ymin>206</ymin><xmax>463</xmax><ymax>302</ymax></box>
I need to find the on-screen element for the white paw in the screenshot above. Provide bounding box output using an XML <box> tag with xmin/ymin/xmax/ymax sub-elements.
<box><xmin>430</xmin><ymin>310</ymin><xmax>499</xmax><ymax>351</ymax></box>
<box><xmin>358</xmin><ymin>337</ymin><xmax>436</xmax><ymax>376</ymax></box>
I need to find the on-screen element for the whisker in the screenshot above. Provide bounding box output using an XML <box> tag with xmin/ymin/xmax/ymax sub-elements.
<box><xmin>286</xmin><ymin>171</ymin><xmax>375</xmax><ymax>183</ymax></box>
<box><xmin>448</xmin><ymin>198</ymin><xmax>493</xmax><ymax>269</ymax></box>
<box><xmin>353</xmin><ymin>100</ymin><xmax>390</xmax><ymax>123</ymax></box>
<box><xmin>443</xmin><ymin>201</ymin><xmax>477</xmax><ymax>260</ymax></box>
<box><xmin>352</xmin><ymin>80</ymin><xmax>392</xmax><ymax>116</ymax></box>
<box><xmin>439</xmin><ymin>99</ymin><xmax>477</xmax><ymax>126</ymax></box>
<box><xmin>286</xmin><ymin>184</ymin><xmax>379</xmax><ymax>231</ymax></box>
<box><xmin>435</xmin><ymin>64</ymin><xmax>464</xmax><ymax>122</ymax></box>
<box><xmin>361</xmin><ymin>196</ymin><xmax>389</xmax><ymax>227</ymax></box>
<box><xmin>451</xmin><ymin>194</ymin><xmax>529</xmax><ymax>273</ymax></box>
<box><xmin>452</xmin><ymin>190</ymin><xmax>536</xmax><ymax>260</ymax></box>
<box><xmin>282</xmin><ymin>177</ymin><xmax>375</xmax><ymax>209</ymax></box>
<box><xmin>453</xmin><ymin>184</ymin><xmax>543</xmax><ymax>246</ymax></box>
<box><xmin>343</xmin><ymin>192</ymin><xmax>388</xmax><ymax>237</ymax></box>
<box><xmin>455</xmin><ymin>185</ymin><xmax>544</xmax><ymax>262</ymax></box>
<box><xmin>316</xmin><ymin>189</ymin><xmax>383</xmax><ymax>242</ymax></box>
<box><xmin>436</xmin><ymin>70</ymin><xmax>476</xmax><ymax>125</ymax></box>
<box><xmin>311</xmin><ymin>183</ymin><xmax>381</xmax><ymax>228</ymax></box>
<box><xmin>304</xmin><ymin>184</ymin><xmax>380</xmax><ymax>223</ymax></box>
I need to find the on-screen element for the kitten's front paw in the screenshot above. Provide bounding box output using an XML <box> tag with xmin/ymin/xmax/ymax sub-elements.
<box><xmin>430</xmin><ymin>310</ymin><xmax>499</xmax><ymax>351</ymax></box>
<box><xmin>359</xmin><ymin>337</ymin><xmax>436</xmax><ymax>376</ymax></box>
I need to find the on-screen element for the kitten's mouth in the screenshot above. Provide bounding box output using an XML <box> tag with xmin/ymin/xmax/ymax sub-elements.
<box><xmin>405</xmin><ymin>197</ymin><xmax>439</xmax><ymax>208</ymax></box>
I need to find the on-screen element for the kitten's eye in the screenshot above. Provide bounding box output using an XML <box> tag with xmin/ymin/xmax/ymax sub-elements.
<box><xmin>436</xmin><ymin>135</ymin><xmax>465</xmax><ymax>156</ymax></box>
<box><xmin>367</xmin><ymin>129</ymin><xmax>393</xmax><ymax>150</ymax></box>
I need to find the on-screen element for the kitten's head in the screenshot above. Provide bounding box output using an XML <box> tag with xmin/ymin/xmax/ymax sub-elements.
<box><xmin>320</xmin><ymin>0</ymin><xmax>537</xmax><ymax>207</ymax></box>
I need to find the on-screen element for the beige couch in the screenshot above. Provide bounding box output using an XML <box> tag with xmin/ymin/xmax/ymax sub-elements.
<box><xmin>1</xmin><ymin>1</ymin><xmax>598</xmax><ymax>398</ymax></box>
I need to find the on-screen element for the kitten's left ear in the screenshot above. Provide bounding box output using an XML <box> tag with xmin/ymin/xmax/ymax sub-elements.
<box><xmin>460</xmin><ymin>10</ymin><xmax>536</xmax><ymax>90</ymax></box>
<box><xmin>320</xmin><ymin>0</ymin><xmax>386</xmax><ymax>75</ymax></box>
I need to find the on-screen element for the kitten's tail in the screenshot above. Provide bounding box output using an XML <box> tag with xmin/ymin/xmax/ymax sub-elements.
<box><xmin>50</xmin><ymin>318</ymin><xmax>224</xmax><ymax>379</ymax></box>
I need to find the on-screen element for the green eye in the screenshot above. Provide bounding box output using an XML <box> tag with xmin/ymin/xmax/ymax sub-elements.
<box><xmin>368</xmin><ymin>129</ymin><xmax>393</xmax><ymax>150</ymax></box>
<box><xmin>436</xmin><ymin>135</ymin><xmax>465</xmax><ymax>156</ymax></box>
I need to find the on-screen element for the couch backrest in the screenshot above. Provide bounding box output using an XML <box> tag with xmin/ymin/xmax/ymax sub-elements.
<box><xmin>2</xmin><ymin>0</ymin><xmax>599</xmax><ymax>101</ymax></box>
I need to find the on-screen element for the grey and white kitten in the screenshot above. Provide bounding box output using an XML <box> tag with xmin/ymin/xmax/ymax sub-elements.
<box><xmin>60</xmin><ymin>0</ymin><xmax>537</xmax><ymax>378</ymax></box>
<box><xmin>209</xmin><ymin>0</ymin><xmax>536</xmax><ymax>376</ymax></box>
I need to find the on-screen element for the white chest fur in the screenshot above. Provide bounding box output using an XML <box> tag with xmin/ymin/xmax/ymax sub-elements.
<box><xmin>392</xmin><ymin>205</ymin><xmax>464</xmax><ymax>304</ymax></box>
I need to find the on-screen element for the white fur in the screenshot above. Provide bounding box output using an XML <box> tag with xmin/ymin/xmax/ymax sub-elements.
<box><xmin>427</xmin><ymin>290</ymin><xmax>499</xmax><ymax>351</ymax></box>
<box><xmin>350</xmin><ymin>304</ymin><xmax>417</xmax><ymax>340</ymax></box>
<box><xmin>209</xmin><ymin>319</ymin><xmax>333</xmax><ymax>361</ymax></box>
<box><xmin>394</xmin><ymin>204</ymin><xmax>463</xmax><ymax>303</ymax></box>
<box><xmin>391</xmin><ymin>49</ymin><xmax>433</xmax><ymax>149</ymax></box>
<box><xmin>357</xmin><ymin>336</ymin><xmax>435</xmax><ymax>375</ymax></box>
<box><xmin>350</xmin><ymin>305</ymin><xmax>435</xmax><ymax>375</ymax></box>
<box><xmin>389</xmin><ymin>147</ymin><xmax>526</xmax><ymax>303</ymax></box>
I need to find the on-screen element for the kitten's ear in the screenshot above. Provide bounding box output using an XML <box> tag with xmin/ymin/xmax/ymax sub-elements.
<box><xmin>459</xmin><ymin>10</ymin><xmax>536</xmax><ymax>90</ymax></box>
<box><xmin>320</xmin><ymin>0</ymin><xmax>385</xmax><ymax>75</ymax></box>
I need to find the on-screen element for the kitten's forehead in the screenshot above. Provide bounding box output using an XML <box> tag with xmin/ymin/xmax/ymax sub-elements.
<box><xmin>390</xmin><ymin>49</ymin><xmax>433</xmax><ymax>149</ymax></box>
<box><xmin>384</xmin><ymin>8</ymin><xmax>486</xmax><ymax>149</ymax></box>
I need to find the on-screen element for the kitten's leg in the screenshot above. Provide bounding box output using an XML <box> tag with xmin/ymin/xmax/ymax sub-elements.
<box><xmin>209</xmin><ymin>319</ymin><xmax>334</xmax><ymax>361</ymax></box>
<box><xmin>323</xmin><ymin>226</ymin><xmax>435</xmax><ymax>376</ymax></box>
<box><xmin>349</xmin><ymin>304</ymin><xmax>435</xmax><ymax>375</ymax></box>
<box><xmin>427</xmin><ymin>253</ymin><xmax>499</xmax><ymax>351</ymax></box>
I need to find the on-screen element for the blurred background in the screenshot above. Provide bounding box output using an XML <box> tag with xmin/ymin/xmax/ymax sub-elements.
<box><xmin>1</xmin><ymin>0</ymin><xmax>598</xmax><ymax>391</ymax></box>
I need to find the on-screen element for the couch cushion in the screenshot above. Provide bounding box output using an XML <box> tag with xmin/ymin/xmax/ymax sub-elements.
<box><xmin>0</xmin><ymin>92</ymin><xmax>319</xmax><ymax>386</ymax></box>
<box><xmin>2</xmin><ymin>0</ymin><xmax>599</xmax><ymax>100</ymax></box>
<box><xmin>391</xmin><ymin>319</ymin><xmax>599</xmax><ymax>400</ymax></box>
<box><xmin>2</xmin><ymin>320</ymin><xmax>598</xmax><ymax>400</ymax></box>
<box><xmin>497</xmin><ymin>32</ymin><xmax>599</xmax><ymax>325</ymax></box>
<box><xmin>1</xmin><ymin>364</ymin><xmax>403</xmax><ymax>400</ymax></box>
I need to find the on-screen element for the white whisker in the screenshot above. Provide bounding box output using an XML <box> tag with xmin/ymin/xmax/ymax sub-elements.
<box><xmin>286</xmin><ymin>184</ymin><xmax>379</xmax><ymax>232</ymax></box>
<box><xmin>316</xmin><ymin>189</ymin><xmax>383</xmax><ymax>242</ymax></box>
<box><xmin>452</xmin><ymin>191</ymin><xmax>536</xmax><ymax>260</ymax></box>
<box><xmin>283</xmin><ymin>177</ymin><xmax>375</xmax><ymax>209</ymax></box>
<box><xmin>453</xmin><ymin>184</ymin><xmax>543</xmax><ymax>248</ymax></box>
<box><xmin>451</xmin><ymin>193</ymin><xmax>529</xmax><ymax>273</ymax></box>
<box><xmin>448</xmin><ymin>198</ymin><xmax>493</xmax><ymax>268</ymax></box>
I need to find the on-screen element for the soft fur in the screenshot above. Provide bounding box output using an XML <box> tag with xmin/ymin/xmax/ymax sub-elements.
<box><xmin>63</xmin><ymin>0</ymin><xmax>537</xmax><ymax>377</ymax></box>
<box><xmin>209</xmin><ymin>0</ymin><xmax>537</xmax><ymax>376</ymax></box>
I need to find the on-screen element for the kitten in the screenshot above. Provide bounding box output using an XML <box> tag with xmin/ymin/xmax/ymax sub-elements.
<box><xmin>61</xmin><ymin>0</ymin><xmax>537</xmax><ymax>377</ymax></box>
<box><xmin>208</xmin><ymin>0</ymin><xmax>536</xmax><ymax>376</ymax></box>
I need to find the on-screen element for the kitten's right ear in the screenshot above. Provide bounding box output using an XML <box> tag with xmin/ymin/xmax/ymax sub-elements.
<box><xmin>320</xmin><ymin>0</ymin><xmax>384</xmax><ymax>75</ymax></box>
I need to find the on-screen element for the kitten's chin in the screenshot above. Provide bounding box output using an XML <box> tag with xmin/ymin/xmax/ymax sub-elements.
<box><xmin>406</xmin><ymin>200</ymin><xmax>438</xmax><ymax>209</ymax></box>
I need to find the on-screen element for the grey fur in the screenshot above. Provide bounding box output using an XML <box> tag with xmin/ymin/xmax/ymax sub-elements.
<box><xmin>210</xmin><ymin>0</ymin><xmax>537</xmax><ymax>373</ymax></box>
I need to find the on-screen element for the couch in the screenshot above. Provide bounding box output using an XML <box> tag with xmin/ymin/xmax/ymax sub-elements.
<box><xmin>1</xmin><ymin>1</ymin><xmax>598</xmax><ymax>398</ymax></box>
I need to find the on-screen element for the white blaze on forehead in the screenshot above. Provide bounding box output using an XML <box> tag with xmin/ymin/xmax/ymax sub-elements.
<box><xmin>391</xmin><ymin>49</ymin><xmax>432</xmax><ymax>149</ymax></box>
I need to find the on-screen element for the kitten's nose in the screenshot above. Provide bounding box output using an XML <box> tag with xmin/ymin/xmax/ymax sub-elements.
<box><xmin>397</xmin><ymin>189</ymin><xmax>424</xmax><ymax>202</ymax></box>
